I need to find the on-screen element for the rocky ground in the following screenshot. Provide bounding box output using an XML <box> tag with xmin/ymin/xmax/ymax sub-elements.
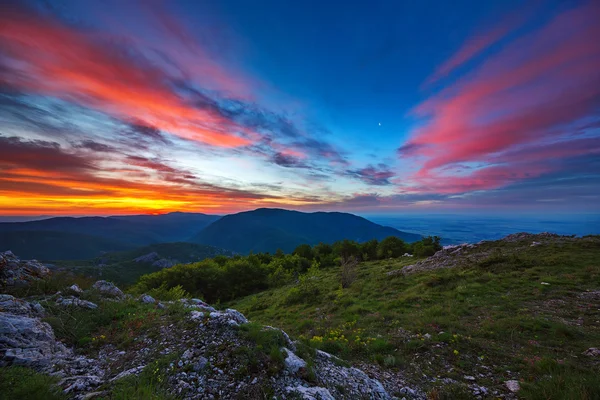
<box><xmin>0</xmin><ymin>251</ymin><xmax>403</xmax><ymax>399</ymax></box>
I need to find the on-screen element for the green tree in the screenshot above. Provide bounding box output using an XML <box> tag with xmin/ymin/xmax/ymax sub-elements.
<box><xmin>376</xmin><ymin>236</ymin><xmax>407</xmax><ymax>259</ymax></box>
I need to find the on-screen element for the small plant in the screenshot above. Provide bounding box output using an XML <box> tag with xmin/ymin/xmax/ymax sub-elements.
<box><xmin>340</xmin><ymin>256</ymin><xmax>358</xmax><ymax>288</ymax></box>
<box><xmin>146</xmin><ymin>283</ymin><xmax>190</xmax><ymax>301</ymax></box>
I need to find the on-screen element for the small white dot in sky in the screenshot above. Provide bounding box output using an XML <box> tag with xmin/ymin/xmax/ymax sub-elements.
<box><xmin>378</xmin><ymin>122</ymin><xmax>381</xmax><ymax>126</ymax></box>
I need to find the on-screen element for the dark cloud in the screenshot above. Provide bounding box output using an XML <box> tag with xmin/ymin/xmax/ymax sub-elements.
<box><xmin>0</xmin><ymin>135</ymin><xmax>94</xmax><ymax>172</ymax></box>
<box><xmin>346</xmin><ymin>164</ymin><xmax>394</xmax><ymax>186</ymax></box>
<box><xmin>73</xmin><ymin>140</ymin><xmax>115</xmax><ymax>153</ymax></box>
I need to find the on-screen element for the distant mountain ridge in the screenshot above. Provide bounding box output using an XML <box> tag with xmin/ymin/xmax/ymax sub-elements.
<box><xmin>0</xmin><ymin>208</ymin><xmax>421</xmax><ymax>260</ymax></box>
<box><xmin>0</xmin><ymin>212</ymin><xmax>219</xmax><ymax>260</ymax></box>
<box><xmin>191</xmin><ymin>208</ymin><xmax>421</xmax><ymax>254</ymax></box>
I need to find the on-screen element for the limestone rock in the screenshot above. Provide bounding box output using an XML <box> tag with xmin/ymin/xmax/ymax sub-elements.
<box><xmin>92</xmin><ymin>280</ymin><xmax>125</xmax><ymax>299</ymax></box>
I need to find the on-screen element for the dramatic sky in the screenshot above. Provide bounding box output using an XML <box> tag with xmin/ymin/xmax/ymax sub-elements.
<box><xmin>1</xmin><ymin>0</ymin><xmax>599</xmax><ymax>216</ymax></box>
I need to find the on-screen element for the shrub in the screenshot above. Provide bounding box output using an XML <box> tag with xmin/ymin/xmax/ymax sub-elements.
<box><xmin>376</xmin><ymin>237</ymin><xmax>406</xmax><ymax>259</ymax></box>
<box><xmin>146</xmin><ymin>284</ymin><xmax>190</xmax><ymax>301</ymax></box>
<box><xmin>340</xmin><ymin>256</ymin><xmax>358</xmax><ymax>288</ymax></box>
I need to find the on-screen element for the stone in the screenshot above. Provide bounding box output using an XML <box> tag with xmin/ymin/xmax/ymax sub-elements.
<box><xmin>92</xmin><ymin>280</ymin><xmax>125</xmax><ymax>299</ymax></box>
<box><xmin>190</xmin><ymin>311</ymin><xmax>205</xmax><ymax>321</ymax></box>
<box><xmin>69</xmin><ymin>284</ymin><xmax>84</xmax><ymax>294</ymax></box>
<box><xmin>139</xmin><ymin>294</ymin><xmax>156</xmax><ymax>304</ymax></box>
<box><xmin>110</xmin><ymin>365</ymin><xmax>145</xmax><ymax>381</ymax></box>
<box><xmin>133</xmin><ymin>252</ymin><xmax>160</xmax><ymax>263</ymax></box>
<box><xmin>283</xmin><ymin>347</ymin><xmax>307</xmax><ymax>374</ymax></box>
<box><xmin>464</xmin><ymin>375</ymin><xmax>476</xmax><ymax>381</ymax></box>
<box><xmin>56</xmin><ymin>296</ymin><xmax>98</xmax><ymax>310</ymax></box>
<box><xmin>192</xmin><ymin>356</ymin><xmax>208</xmax><ymax>372</ymax></box>
<box><xmin>0</xmin><ymin>312</ymin><xmax>70</xmax><ymax>367</ymax></box>
<box><xmin>583</xmin><ymin>347</ymin><xmax>600</xmax><ymax>357</ymax></box>
<box><xmin>505</xmin><ymin>380</ymin><xmax>520</xmax><ymax>393</ymax></box>
<box><xmin>286</xmin><ymin>385</ymin><xmax>336</xmax><ymax>400</ymax></box>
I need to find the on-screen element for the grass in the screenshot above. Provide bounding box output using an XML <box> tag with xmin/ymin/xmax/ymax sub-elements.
<box><xmin>229</xmin><ymin>237</ymin><xmax>600</xmax><ymax>397</ymax></box>
<box><xmin>237</xmin><ymin>322</ymin><xmax>287</xmax><ymax>375</ymax></box>
<box><xmin>0</xmin><ymin>366</ymin><xmax>66</xmax><ymax>400</ymax></box>
<box><xmin>41</xmin><ymin>291</ymin><xmax>188</xmax><ymax>351</ymax></box>
<box><xmin>103</xmin><ymin>354</ymin><xmax>179</xmax><ymax>400</ymax></box>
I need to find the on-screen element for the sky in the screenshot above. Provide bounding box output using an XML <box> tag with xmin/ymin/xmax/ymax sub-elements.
<box><xmin>0</xmin><ymin>0</ymin><xmax>599</xmax><ymax>216</ymax></box>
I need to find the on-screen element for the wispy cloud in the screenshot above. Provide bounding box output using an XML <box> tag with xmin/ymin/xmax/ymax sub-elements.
<box><xmin>401</xmin><ymin>1</ymin><xmax>600</xmax><ymax>195</ymax></box>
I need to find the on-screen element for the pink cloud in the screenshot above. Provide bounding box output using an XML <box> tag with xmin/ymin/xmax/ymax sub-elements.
<box><xmin>0</xmin><ymin>4</ymin><xmax>251</xmax><ymax>148</ymax></box>
<box><xmin>402</xmin><ymin>1</ymin><xmax>600</xmax><ymax>194</ymax></box>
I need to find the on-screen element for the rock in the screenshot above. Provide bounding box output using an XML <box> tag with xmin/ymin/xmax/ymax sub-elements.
<box><xmin>225</xmin><ymin>309</ymin><xmax>248</xmax><ymax>324</ymax></box>
<box><xmin>464</xmin><ymin>375</ymin><xmax>476</xmax><ymax>381</ymax></box>
<box><xmin>139</xmin><ymin>294</ymin><xmax>156</xmax><ymax>304</ymax></box>
<box><xmin>152</xmin><ymin>259</ymin><xmax>176</xmax><ymax>268</ymax></box>
<box><xmin>583</xmin><ymin>347</ymin><xmax>600</xmax><ymax>357</ymax></box>
<box><xmin>133</xmin><ymin>252</ymin><xmax>160</xmax><ymax>263</ymax></box>
<box><xmin>286</xmin><ymin>385</ymin><xmax>336</xmax><ymax>400</ymax></box>
<box><xmin>531</xmin><ymin>241</ymin><xmax>542</xmax><ymax>247</ymax></box>
<box><xmin>0</xmin><ymin>311</ymin><xmax>70</xmax><ymax>367</ymax></box>
<box><xmin>110</xmin><ymin>365</ymin><xmax>146</xmax><ymax>381</ymax></box>
<box><xmin>56</xmin><ymin>296</ymin><xmax>98</xmax><ymax>310</ymax></box>
<box><xmin>505</xmin><ymin>380</ymin><xmax>520</xmax><ymax>393</ymax></box>
<box><xmin>68</xmin><ymin>284</ymin><xmax>84</xmax><ymax>294</ymax></box>
<box><xmin>0</xmin><ymin>251</ymin><xmax>50</xmax><ymax>287</ymax></box>
<box><xmin>190</xmin><ymin>311</ymin><xmax>205</xmax><ymax>321</ymax></box>
<box><xmin>0</xmin><ymin>294</ymin><xmax>40</xmax><ymax>316</ymax></box>
<box><xmin>541</xmin><ymin>282</ymin><xmax>550</xmax><ymax>285</ymax></box>
<box><xmin>192</xmin><ymin>356</ymin><xmax>208</xmax><ymax>372</ymax></box>
<box><xmin>283</xmin><ymin>347</ymin><xmax>307</xmax><ymax>374</ymax></box>
<box><xmin>92</xmin><ymin>280</ymin><xmax>125</xmax><ymax>299</ymax></box>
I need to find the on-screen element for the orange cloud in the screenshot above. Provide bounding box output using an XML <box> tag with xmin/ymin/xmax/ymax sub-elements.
<box><xmin>0</xmin><ymin>5</ymin><xmax>251</xmax><ymax>147</ymax></box>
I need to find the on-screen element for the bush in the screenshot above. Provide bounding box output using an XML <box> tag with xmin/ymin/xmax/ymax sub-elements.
<box><xmin>411</xmin><ymin>236</ymin><xmax>442</xmax><ymax>257</ymax></box>
<box><xmin>377</xmin><ymin>237</ymin><xmax>407</xmax><ymax>259</ymax></box>
<box><xmin>340</xmin><ymin>256</ymin><xmax>358</xmax><ymax>288</ymax></box>
<box><xmin>146</xmin><ymin>284</ymin><xmax>190</xmax><ymax>301</ymax></box>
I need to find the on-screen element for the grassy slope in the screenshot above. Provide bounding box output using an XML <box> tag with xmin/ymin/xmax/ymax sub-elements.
<box><xmin>229</xmin><ymin>236</ymin><xmax>600</xmax><ymax>398</ymax></box>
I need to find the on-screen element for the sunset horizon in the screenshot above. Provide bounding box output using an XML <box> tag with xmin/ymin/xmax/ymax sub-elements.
<box><xmin>1</xmin><ymin>0</ymin><xmax>599</xmax><ymax>216</ymax></box>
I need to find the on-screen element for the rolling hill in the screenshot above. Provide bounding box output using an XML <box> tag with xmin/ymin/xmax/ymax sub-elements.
<box><xmin>0</xmin><ymin>212</ymin><xmax>220</xmax><ymax>259</ymax></box>
<box><xmin>191</xmin><ymin>208</ymin><xmax>421</xmax><ymax>254</ymax></box>
<box><xmin>0</xmin><ymin>230</ymin><xmax>135</xmax><ymax>260</ymax></box>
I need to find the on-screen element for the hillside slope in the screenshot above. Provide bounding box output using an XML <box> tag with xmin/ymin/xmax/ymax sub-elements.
<box><xmin>229</xmin><ymin>233</ymin><xmax>600</xmax><ymax>398</ymax></box>
<box><xmin>0</xmin><ymin>212</ymin><xmax>219</xmax><ymax>259</ymax></box>
<box><xmin>192</xmin><ymin>208</ymin><xmax>421</xmax><ymax>254</ymax></box>
<box><xmin>0</xmin><ymin>230</ymin><xmax>135</xmax><ymax>260</ymax></box>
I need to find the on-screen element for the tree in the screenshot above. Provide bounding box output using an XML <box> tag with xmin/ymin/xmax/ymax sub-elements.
<box><xmin>360</xmin><ymin>239</ymin><xmax>378</xmax><ymax>261</ymax></box>
<box><xmin>377</xmin><ymin>236</ymin><xmax>407</xmax><ymax>259</ymax></box>
<box><xmin>293</xmin><ymin>244</ymin><xmax>314</xmax><ymax>260</ymax></box>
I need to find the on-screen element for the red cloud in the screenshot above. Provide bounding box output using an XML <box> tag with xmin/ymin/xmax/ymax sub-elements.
<box><xmin>0</xmin><ymin>5</ymin><xmax>250</xmax><ymax>148</ymax></box>
<box><xmin>402</xmin><ymin>1</ymin><xmax>600</xmax><ymax>194</ymax></box>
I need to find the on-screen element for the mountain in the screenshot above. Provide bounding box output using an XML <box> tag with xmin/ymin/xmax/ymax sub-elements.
<box><xmin>0</xmin><ymin>231</ymin><xmax>134</xmax><ymax>260</ymax></box>
<box><xmin>191</xmin><ymin>208</ymin><xmax>421</xmax><ymax>254</ymax></box>
<box><xmin>0</xmin><ymin>212</ymin><xmax>220</xmax><ymax>259</ymax></box>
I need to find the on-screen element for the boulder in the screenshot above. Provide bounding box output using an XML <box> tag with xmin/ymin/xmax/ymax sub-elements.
<box><xmin>56</xmin><ymin>296</ymin><xmax>98</xmax><ymax>310</ymax></box>
<box><xmin>0</xmin><ymin>294</ymin><xmax>44</xmax><ymax>317</ymax></box>
<box><xmin>583</xmin><ymin>347</ymin><xmax>600</xmax><ymax>357</ymax></box>
<box><xmin>0</xmin><ymin>251</ymin><xmax>50</xmax><ymax>287</ymax></box>
<box><xmin>0</xmin><ymin>312</ymin><xmax>70</xmax><ymax>367</ymax></box>
<box><xmin>505</xmin><ymin>380</ymin><xmax>520</xmax><ymax>393</ymax></box>
<box><xmin>283</xmin><ymin>347</ymin><xmax>307</xmax><ymax>374</ymax></box>
<box><xmin>92</xmin><ymin>280</ymin><xmax>125</xmax><ymax>299</ymax></box>
<box><xmin>139</xmin><ymin>294</ymin><xmax>156</xmax><ymax>304</ymax></box>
